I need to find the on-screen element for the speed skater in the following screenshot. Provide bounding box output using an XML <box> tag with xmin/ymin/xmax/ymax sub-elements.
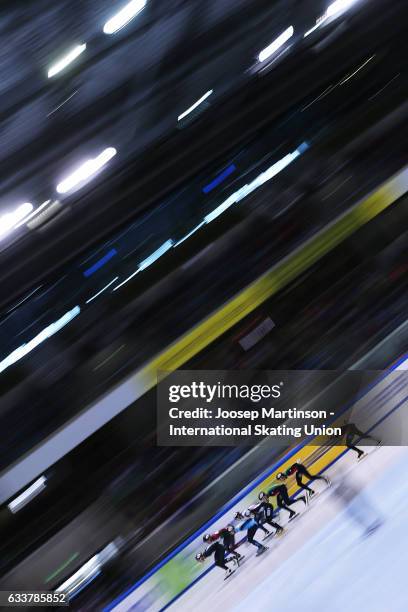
<box><xmin>203</xmin><ymin>527</ymin><xmax>243</xmax><ymax>563</ymax></box>
<box><xmin>277</xmin><ymin>459</ymin><xmax>330</xmax><ymax>497</ymax></box>
<box><xmin>342</xmin><ymin>422</ymin><xmax>381</xmax><ymax>459</ymax></box>
<box><xmin>230</xmin><ymin>511</ymin><xmax>268</xmax><ymax>556</ymax></box>
<box><xmin>195</xmin><ymin>541</ymin><xmax>235</xmax><ymax>578</ymax></box>
<box><xmin>258</xmin><ymin>483</ymin><xmax>307</xmax><ymax>521</ymax></box>
<box><xmin>247</xmin><ymin>501</ymin><xmax>284</xmax><ymax>538</ymax></box>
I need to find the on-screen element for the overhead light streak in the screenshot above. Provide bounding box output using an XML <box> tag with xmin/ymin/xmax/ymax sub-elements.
<box><xmin>304</xmin><ymin>0</ymin><xmax>359</xmax><ymax>37</ymax></box>
<box><xmin>15</xmin><ymin>200</ymin><xmax>51</xmax><ymax>228</ymax></box>
<box><xmin>326</xmin><ymin>0</ymin><xmax>358</xmax><ymax>18</ymax></box>
<box><xmin>6</xmin><ymin>286</ymin><xmax>43</xmax><ymax>313</ymax></box>
<box><xmin>258</xmin><ymin>26</ymin><xmax>294</xmax><ymax>63</ymax></box>
<box><xmin>56</xmin><ymin>147</ymin><xmax>117</xmax><ymax>194</ymax></box>
<box><xmin>47</xmin><ymin>91</ymin><xmax>78</xmax><ymax>117</ymax></box>
<box><xmin>113</xmin><ymin>240</ymin><xmax>173</xmax><ymax>291</ymax></box>
<box><xmin>205</xmin><ymin>143</ymin><xmax>308</xmax><ymax>224</ymax></box>
<box><xmin>56</xmin><ymin>542</ymin><xmax>119</xmax><ymax>599</ymax></box>
<box><xmin>86</xmin><ymin>278</ymin><xmax>119</xmax><ymax>304</ymax></box>
<box><xmin>56</xmin><ymin>556</ymin><xmax>101</xmax><ymax>598</ymax></box>
<box><xmin>173</xmin><ymin>222</ymin><xmax>206</xmax><ymax>247</ymax></box>
<box><xmin>8</xmin><ymin>476</ymin><xmax>46</xmax><ymax>513</ymax></box>
<box><xmin>0</xmin><ymin>306</ymin><xmax>80</xmax><ymax>374</ymax></box>
<box><xmin>103</xmin><ymin>0</ymin><xmax>147</xmax><ymax>35</ymax></box>
<box><xmin>139</xmin><ymin>239</ymin><xmax>174</xmax><ymax>270</ymax></box>
<box><xmin>112</xmin><ymin>146</ymin><xmax>306</xmax><ymax>284</ymax></box>
<box><xmin>178</xmin><ymin>90</ymin><xmax>213</xmax><ymax>122</ymax></box>
<box><xmin>340</xmin><ymin>55</ymin><xmax>374</xmax><ymax>84</ymax></box>
<box><xmin>0</xmin><ymin>203</ymin><xmax>33</xmax><ymax>238</ymax></box>
<box><xmin>47</xmin><ymin>44</ymin><xmax>86</xmax><ymax>78</ymax></box>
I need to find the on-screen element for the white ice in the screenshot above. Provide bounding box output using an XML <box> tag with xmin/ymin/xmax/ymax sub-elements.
<box><xmin>171</xmin><ymin>445</ymin><xmax>408</xmax><ymax>612</ymax></box>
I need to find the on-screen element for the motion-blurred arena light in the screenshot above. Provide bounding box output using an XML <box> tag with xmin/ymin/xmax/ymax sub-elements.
<box><xmin>8</xmin><ymin>476</ymin><xmax>47</xmax><ymax>513</ymax></box>
<box><xmin>258</xmin><ymin>26</ymin><xmax>294</xmax><ymax>63</ymax></box>
<box><xmin>47</xmin><ymin>44</ymin><xmax>87</xmax><ymax>78</ymax></box>
<box><xmin>103</xmin><ymin>0</ymin><xmax>147</xmax><ymax>35</ymax></box>
<box><xmin>56</xmin><ymin>147</ymin><xmax>117</xmax><ymax>194</ymax></box>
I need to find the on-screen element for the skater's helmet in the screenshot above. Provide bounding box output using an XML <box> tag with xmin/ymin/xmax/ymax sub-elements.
<box><xmin>227</xmin><ymin>524</ymin><xmax>235</xmax><ymax>533</ymax></box>
<box><xmin>296</xmin><ymin>458</ymin><xmax>303</xmax><ymax>464</ymax></box>
<box><xmin>203</xmin><ymin>534</ymin><xmax>211</xmax><ymax>543</ymax></box>
<box><xmin>195</xmin><ymin>552</ymin><xmax>205</xmax><ymax>563</ymax></box>
<box><xmin>258</xmin><ymin>491</ymin><xmax>267</xmax><ymax>500</ymax></box>
<box><xmin>277</xmin><ymin>471</ymin><xmax>287</xmax><ymax>480</ymax></box>
<box><xmin>244</xmin><ymin>509</ymin><xmax>251</xmax><ymax>518</ymax></box>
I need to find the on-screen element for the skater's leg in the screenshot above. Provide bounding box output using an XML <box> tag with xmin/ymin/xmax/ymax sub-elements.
<box><xmin>263</xmin><ymin>503</ymin><xmax>284</xmax><ymax>532</ymax></box>
<box><xmin>214</xmin><ymin>548</ymin><xmax>232</xmax><ymax>572</ymax></box>
<box><xmin>226</xmin><ymin>543</ymin><xmax>242</xmax><ymax>560</ymax></box>
<box><xmin>279</xmin><ymin>485</ymin><xmax>307</xmax><ymax>508</ymax></box>
<box><xmin>346</xmin><ymin>434</ymin><xmax>364</xmax><ymax>457</ymax></box>
<box><xmin>277</xmin><ymin>494</ymin><xmax>296</xmax><ymax>517</ymax></box>
<box><xmin>247</xmin><ymin>526</ymin><xmax>264</xmax><ymax>550</ymax></box>
<box><xmin>266</xmin><ymin>519</ymin><xmax>284</xmax><ymax>532</ymax></box>
<box><xmin>296</xmin><ymin>473</ymin><xmax>314</xmax><ymax>494</ymax></box>
<box><xmin>347</xmin><ymin>442</ymin><xmax>364</xmax><ymax>458</ymax></box>
<box><xmin>300</xmin><ymin>466</ymin><xmax>325</xmax><ymax>482</ymax></box>
<box><xmin>256</xmin><ymin>521</ymin><xmax>269</xmax><ymax>535</ymax></box>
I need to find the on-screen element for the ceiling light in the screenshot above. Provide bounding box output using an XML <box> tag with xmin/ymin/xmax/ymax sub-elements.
<box><xmin>48</xmin><ymin>44</ymin><xmax>86</xmax><ymax>78</ymax></box>
<box><xmin>103</xmin><ymin>0</ymin><xmax>147</xmax><ymax>35</ymax></box>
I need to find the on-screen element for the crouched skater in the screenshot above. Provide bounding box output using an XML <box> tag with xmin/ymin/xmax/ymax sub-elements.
<box><xmin>231</xmin><ymin>511</ymin><xmax>268</xmax><ymax>556</ymax></box>
<box><xmin>258</xmin><ymin>483</ymin><xmax>307</xmax><ymax>521</ymax></box>
<box><xmin>203</xmin><ymin>526</ymin><xmax>243</xmax><ymax>563</ymax></box>
<box><xmin>277</xmin><ymin>459</ymin><xmax>330</xmax><ymax>497</ymax></box>
<box><xmin>196</xmin><ymin>541</ymin><xmax>236</xmax><ymax>579</ymax></box>
<box><xmin>246</xmin><ymin>500</ymin><xmax>284</xmax><ymax>539</ymax></box>
<box><xmin>342</xmin><ymin>422</ymin><xmax>381</xmax><ymax>460</ymax></box>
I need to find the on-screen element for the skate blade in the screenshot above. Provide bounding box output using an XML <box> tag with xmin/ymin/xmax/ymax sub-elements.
<box><xmin>224</xmin><ymin>570</ymin><xmax>236</xmax><ymax>580</ymax></box>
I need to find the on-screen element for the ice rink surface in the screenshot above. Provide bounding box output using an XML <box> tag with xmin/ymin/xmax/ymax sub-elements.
<box><xmin>171</xmin><ymin>444</ymin><xmax>408</xmax><ymax>612</ymax></box>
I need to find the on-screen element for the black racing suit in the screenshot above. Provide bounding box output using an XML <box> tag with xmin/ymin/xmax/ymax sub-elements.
<box><xmin>286</xmin><ymin>463</ymin><xmax>328</xmax><ymax>493</ymax></box>
<box><xmin>203</xmin><ymin>542</ymin><xmax>230</xmax><ymax>571</ymax></box>
<box><xmin>343</xmin><ymin>423</ymin><xmax>379</xmax><ymax>457</ymax></box>
<box><xmin>248</xmin><ymin>501</ymin><xmax>282</xmax><ymax>532</ymax></box>
<box><xmin>267</xmin><ymin>484</ymin><xmax>306</xmax><ymax>517</ymax></box>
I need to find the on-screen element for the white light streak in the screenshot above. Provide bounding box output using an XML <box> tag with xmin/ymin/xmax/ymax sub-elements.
<box><xmin>0</xmin><ymin>203</ymin><xmax>34</xmax><ymax>238</ymax></box>
<box><xmin>138</xmin><ymin>239</ymin><xmax>174</xmax><ymax>270</ymax></box>
<box><xmin>86</xmin><ymin>277</ymin><xmax>119</xmax><ymax>304</ymax></box>
<box><xmin>113</xmin><ymin>240</ymin><xmax>174</xmax><ymax>291</ymax></box>
<box><xmin>173</xmin><ymin>222</ymin><xmax>206</xmax><ymax>247</ymax></box>
<box><xmin>304</xmin><ymin>0</ymin><xmax>359</xmax><ymax>37</ymax></box>
<box><xmin>103</xmin><ymin>0</ymin><xmax>147</xmax><ymax>35</ymax></box>
<box><xmin>258</xmin><ymin>26</ymin><xmax>294</xmax><ymax>63</ymax></box>
<box><xmin>15</xmin><ymin>200</ymin><xmax>51</xmax><ymax>228</ymax></box>
<box><xmin>8</xmin><ymin>476</ymin><xmax>46</xmax><ymax>513</ymax></box>
<box><xmin>340</xmin><ymin>55</ymin><xmax>374</xmax><ymax>84</ymax></box>
<box><xmin>48</xmin><ymin>44</ymin><xmax>86</xmax><ymax>78</ymax></box>
<box><xmin>204</xmin><ymin>144</ymin><xmax>307</xmax><ymax>224</ymax></box>
<box><xmin>327</xmin><ymin>0</ymin><xmax>357</xmax><ymax>18</ymax></box>
<box><xmin>177</xmin><ymin>90</ymin><xmax>213</xmax><ymax>121</ymax></box>
<box><xmin>56</xmin><ymin>147</ymin><xmax>117</xmax><ymax>194</ymax></box>
<box><xmin>0</xmin><ymin>306</ymin><xmax>81</xmax><ymax>374</ymax></box>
